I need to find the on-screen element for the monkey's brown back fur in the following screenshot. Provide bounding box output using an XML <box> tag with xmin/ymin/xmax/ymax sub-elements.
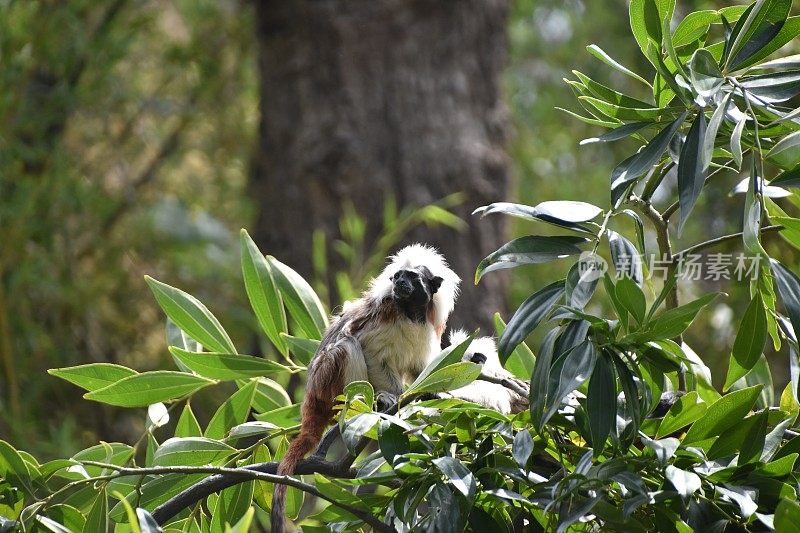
<box><xmin>271</xmin><ymin>296</ymin><xmax>417</xmax><ymax>533</ymax></box>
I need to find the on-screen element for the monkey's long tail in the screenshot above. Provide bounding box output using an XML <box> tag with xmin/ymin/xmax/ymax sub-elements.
<box><xmin>271</xmin><ymin>395</ymin><xmax>332</xmax><ymax>533</ymax></box>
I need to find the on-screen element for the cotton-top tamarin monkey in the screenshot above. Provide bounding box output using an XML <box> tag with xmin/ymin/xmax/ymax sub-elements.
<box><xmin>445</xmin><ymin>329</ymin><xmax>529</xmax><ymax>414</ymax></box>
<box><xmin>271</xmin><ymin>244</ymin><xmax>460</xmax><ymax>533</ymax></box>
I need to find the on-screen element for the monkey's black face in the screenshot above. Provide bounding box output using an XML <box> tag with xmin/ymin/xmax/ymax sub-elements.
<box><xmin>390</xmin><ymin>267</ymin><xmax>443</xmax><ymax>322</ymax></box>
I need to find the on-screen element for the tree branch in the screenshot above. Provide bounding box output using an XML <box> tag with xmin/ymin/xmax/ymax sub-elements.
<box><xmin>477</xmin><ymin>373</ymin><xmax>530</xmax><ymax>398</ymax></box>
<box><xmin>627</xmin><ymin>194</ymin><xmax>684</xmax><ymax>390</ymax></box>
<box><xmin>153</xmin><ymin>407</ymin><xmax>383</xmax><ymax>525</ymax></box>
<box><xmin>628</xmin><ymin>195</ymin><xmax>678</xmax><ymax>310</ymax></box>
<box><xmin>83</xmin><ymin>461</ymin><xmax>392</xmax><ymax>532</ymax></box>
<box><xmin>673</xmin><ymin>225</ymin><xmax>784</xmax><ymax>260</ymax></box>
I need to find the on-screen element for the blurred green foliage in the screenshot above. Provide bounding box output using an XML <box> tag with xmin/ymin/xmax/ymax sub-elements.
<box><xmin>0</xmin><ymin>0</ymin><xmax>257</xmax><ymax>454</ymax></box>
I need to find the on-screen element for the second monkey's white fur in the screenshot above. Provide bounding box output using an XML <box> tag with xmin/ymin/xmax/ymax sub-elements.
<box><xmin>446</xmin><ymin>329</ymin><xmax>529</xmax><ymax>414</ymax></box>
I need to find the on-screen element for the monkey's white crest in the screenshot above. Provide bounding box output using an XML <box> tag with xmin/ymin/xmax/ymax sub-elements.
<box><xmin>369</xmin><ymin>243</ymin><xmax>460</xmax><ymax>330</ymax></box>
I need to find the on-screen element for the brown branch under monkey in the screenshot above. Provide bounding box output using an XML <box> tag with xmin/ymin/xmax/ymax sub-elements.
<box><xmin>271</xmin><ymin>244</ymin><xmax>460</xmax><ymax>533</ymax></box>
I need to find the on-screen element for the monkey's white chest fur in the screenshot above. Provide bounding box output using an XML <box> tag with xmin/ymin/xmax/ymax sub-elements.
<box><xmin>352</xmin><ymin>318</ymin><xmax>437</xmax><ymax>396</ymax></box>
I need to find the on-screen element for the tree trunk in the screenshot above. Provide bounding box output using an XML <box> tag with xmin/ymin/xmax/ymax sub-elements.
<box><xmin>251</xmin><ymin>0</ymin><xmax>511</xmax><ymax>332</ymax></box>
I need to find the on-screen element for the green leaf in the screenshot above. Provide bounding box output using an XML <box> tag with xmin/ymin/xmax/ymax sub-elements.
<box><xmin>266</xmin><ymin>256</ymin><xmax>327</xmax><ymax>339</ymax></box>
<box><xmin>0</xmin><ymin>439</ymin><xmax>30</xmax><ymax>482</ymax></box>
<box><xmin>145</xmin><ymin>276</ymin><xmax>236</xmax><ymax>354</ymax></box>
<box><xmin>586</xmin><ymin>44</ymin><xmax>652</xmax><ymax>86</ymax></box>
<box><xmin>610</xmin><ymin>113</ymin><xmax>688</xmax><ymax>206</ymax></box>
<box><xmin>47</xmin><ymin>363</ymin><xmax>138</xmax><ymax>392</ymax></box>
<box><xmin>210</xmin><ymin>481</ymin><xmax>254</xmax><ymax>530</ymax></box>
<box><xmin>766</xmin><ymin>131</ymin><xmax>800</xmax><ymax>170</ymax></box>
<box><xmin>404</xmin><ymin>362</ymin><xmax>481</xmax><ymax>396</ymax></box>
<box><xmin>432</xmin><ymin>456</ymin><xmax>476</xmax><ymax>501</ymax></box>
<box><xmin>629</xmin><ymin>0</ymin><xmax>663</xmax><ymax>67</ymax></box>
<box><xmin>83</xmin><ymin>489</ymin><xmax>109</xmax><ymax>533</ymax></box>
<box><xmin>556</xmin><ymin>107</ymin><xmax>619</xmax><ymax>128</ymax></box>
<box><xmin>608</xmin><ymin>230</ymin><xmax>644</xmax><ymax>285</ymax></box>
<box><xmin>707</xmin><ymin>411</ymin><xmax>766</xmax><ymax>459</ymax></box>
<box><xmin>775</xmin><ymin>497</ymin><xmax>800</xmax><ymax>533</ymax></box>
<box><xmin>240</xmin><ymin>229</ymin><xmax>288</xmax><ymax>355</ymax></box>
<box><xmin>703</xmin><ymin>93</ymin><xmax>732</xmax><ymax>171</ymax></box>
<box><xmin>205</xmin><ymin>380</ymin><xmax>257</xmax><ymax>439</ymax></box>
<box><xmin>677</xmin><ymin>111</ymin><xmax>708</xmax><ymax>236</ymax></box>
<box><xmin>615</xmin><ymin>277</ymin><xmax>646</xmax><ymax>326</ymax></box>
<box><xmin>83</xmin><ymin>371</ymin><xmax>215</xmax><ymax>407</ymax></box>
<box><xmin>683</xmin><ymin>385</ymin><xmax>763</xmax><ymax>444</ymax></box>
<box><xmin>475</xmin><ymin>200</ymin><xmax>601</xmax><ymax>225</ymax></box>
<box><xmin>136</xmin><ymin>509</ymin><xmax>162</xmax><ymax>533</ymax></box>
<box><xmin>689</xmin><ymin>49</ymin><xmax>723</xmax><ymax>97</ymax></box>
<box><xmin>280</xmin><ymin>334</ymin><xmax>319</xmax><ymax>365</ymax></box>
<box><xmin>542</xmin><ymin>339</ymin><xmax>598</xmax><ymax>425</ymax></box>
<box><xmin>656</xmin><ymin>391</ymin><xmax>707</xmax><ymax>438</ymax></box>
<box><xmin>475</xmin><ymin>236</ymin><xmax>587</xmax><ymax>282</ymax></box>
<box><xmin>631</xmin><ymin>293</ymin><xmax>718</xmax><ymax>342</ymax></box>
<box><xmin>770</xmin><ymin>164</ymin><xmax>800</xmax><ymax>188</ymax></box>
<box><xmin>727</xmin><ymin>0</ymin><xmax>792</xmax><ymax>71</ymax></box>
<box><xmin>579</xmin><ymin>97</ymin><xmax>663</xmax><ymax>121</ymax></box>
<box><xmin>254</xmin><ymin>402</ymin><xmax>300</xmax><ymax>428</ymax></box>
<box><xmin>410</xmin><ymin>331</ymin><xmax>475</xmax><ymax>390</ymax></box>
<box><xmin>72</xmin><ymin>443</ymin><xmax>134</xmax><ymax>476</ymax></box>
<box><xmin>512</xmin><ymin>430</ymin><xmax>534</xmax><ymax>468</ymax></box>
<box><xmin>152</xmin><ymin>437</ymin><xmax>236</xmax><ymax>466</ymax></box>
<box><xmin>740</xmin><ymin>70</ymin><xmax>800</xmax><ymax>102</ymax></box>
<box><xmin>175</xmin><ymin>403</ymin><xmax>203</xmax><ymax>438</ymax></box>
<box><xmin>673</xmin><ymin>10</ymin><xmax>722</xmax><ymax>47</ymax></box>
<box><xmin>735</xmin><ymin>15</ymin><xmax>800</xmax><ymax>70</ymax></box>
<box><xmin>724</xmin><ymin>293</ymin><xmax>767</xmax><ymax>390</ymax></box>
<box><xmin>565</xmin><ymin>258</ymin><xmax>600</xmax><ymax>310</ymax></box>
<box><xmin>498</xmin><ymin>280</ymin><xmax>565</xmax><ymax>360</ymax></box>
<box><xmin>580</xmin><ymin>122</ymin><xmax>651</xmax><ymax>145</ymax></box>
<box><xmin>313</xmin><ymin>474</ymin><xmax>369</xmax><ymax>518</ymax></box>
<box><xmin>665</xmin><ymin>466</ymin><xmax>701</xmax><ymax>497</ymax></box>
<box><xmin>771</xmin><ymin>259</ymin><xmax>800</xmax><ymax>339</ymax></box>
<box><xmin>252</xmin><ymin>377</ymin><xmax>291</xmax><ymax>413</ymax></box>
<box><xmin>731</xmin><ymin>114</ymin><xmax>746</xmax><ymax>169</ymax></box>
<box><xmin>494</xmin><ymin>314</ymin><xmax>535</xmax><ymax>380</ymax></box>
<box><xmin>530</xmin><ymin>329</ymin><xmax>562</xmax><ymax>431</ymax></box>
<box><xmin>251</xmin><ymin>444</ymin><xmax>272</xmax><ymax>511</ymax></box>
<box><xmin>587</xmin><ymin>351</ymin><xmax>616</xmax><ymax>451</ymax></box>
<box><xmin>35</xmin><ymin>516</ymin><xmax>73</xmax><ymax>533</ymax></box>
<box><xmin>169</xmin><ymin>347</ymin><xmax>291</xmax><ymax>380</ymax></box>
<box><xmin>572</xmin><ymin>71</ymin><xmax>654</xmax><ymax>109</ymax></box>
<box><xmin>744</xmin><ymin>160</ymin><xmax>764</xmax><ymax>254</ymax></box>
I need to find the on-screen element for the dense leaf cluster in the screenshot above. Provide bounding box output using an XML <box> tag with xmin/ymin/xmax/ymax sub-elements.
<box><xmin>2</xmin><ymin>1</ymin><xmax>800</xmax><ymax>531</ymax></box>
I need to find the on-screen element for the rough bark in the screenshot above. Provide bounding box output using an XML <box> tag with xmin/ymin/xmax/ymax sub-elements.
<box><xmin>251</xmin><ymin>0</ymin><xmax>511</xmax><ymax>331</ymax></box>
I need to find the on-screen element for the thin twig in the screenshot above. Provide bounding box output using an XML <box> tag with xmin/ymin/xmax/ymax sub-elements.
<box><xmin>673</xmin><ymin>225</ymin><xmax>783</xmax><ymax>260</ymax></box>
